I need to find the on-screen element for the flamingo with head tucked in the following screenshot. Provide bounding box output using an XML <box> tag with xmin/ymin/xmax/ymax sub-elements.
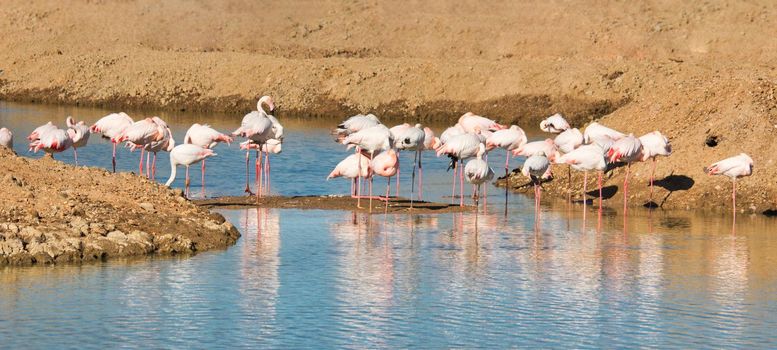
<box><xmin>639</xmin><ymin>131</ymin><xmax>672</xmax><ymax>202</ymax></box>
<box><xmin>607</xmin><ymin>134</ymin><xmax>643</xmax><ymax>210</ymax></box>
<box><xmin>436</xmin><ymin>132</ymin><xmax>482</xmax><ymax>206</ymax></box>
<box><xmin>327</xmin><ymin>152</ymin><xmax>373</xmax><ymax>209</ymax></box>
<box><xmin>143</xmin><ymin>126</ymin><xmax>175</xmax><ymax>180</ymax></box>
<box><xmin>553</xmin><ymin>128</ymin><xmax>584</xmax><ymax>198</ymax></box>
<box><xmin>115</xmin><ymin>117</ymin><xmax>168</xmax><ymax>176</ymax></box>
<box><xmin>464</xmin><ymin>143</ymin><xmax>495</xmax><ymax>206</ymax></box>
<box><xmin>165</xmin><ymin>144</ymin><xmax>217</xmax><ymax>198</ymax></box>
<box><xmin>458</xmin><ymin>112</ymin><xmax>505</xmax><ymax>133</ymax></box>
<box><xmin>334</xmin><ymin>113</ymin><xmax>381</xmax><ymax>142</ymax></box>
<box><xmin>583</xmin><ymin>122</ymin><xmax>625</xmax><ymax>145</ymax></box>
<box><xmin>342</xmin><ymin>123</ymin><xmax>392</xmax><ymax>209</ymax></box>
<box><xmin>371</xmin><ymin>149</ymin><xmax>399</xmax><ymax>209</ymax></box>
<box><xmin>0</xmin><ymin>127</ymin><xmax>13</xmax><ymax>149</ymax></box>
<box><xmin>90</xmin><ymin>112</ymin><xmax>133</xmax><ymax>172</ymax></box>
<box><xmin>704</xmin><ymin>153</ymin><xmax>753</xmax><ymax>215</ymax></box>
<box><xmin>540</xmin><ymin>113</ymin><xmax>570</xmax><ymax>133</ymax></box>
<box><xmin>394</xmin><ymin>123</ymin><xmax>426</xmax><ymax>201</ymax></box>
<box><xmin>556</xmin><ymin>143</ymin><xmax>608</xmax><ymax>208</ymax></box>
<box><xmin>184</xmin><ymin>123</ymin><xmax>233</xmax><ymax>189</ymax></box>
<box><xmin>522</xmin><ymin>153</ymin><xmax>552</xmax><ymax>212</ymax></box>
<box><xmin>66</xmin><ymin>116</ymin><xmax>91</xmax><ymax>165</ymax></box>
<box><xmin>29</xmin><ymin>127</ymin><xmax>81</xmax><ymax>158</ymax></box>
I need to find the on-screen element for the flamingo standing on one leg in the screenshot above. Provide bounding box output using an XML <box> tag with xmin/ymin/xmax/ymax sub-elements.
<box><xmin>583</xmin><ymin>122</ymin><xmax>625</xmax><ymax>145</ymax></box>
<box><xmin>395</xmin><ymin>124</ymin><xmax>426</xmax><ymax>203</ymax></box>
<box><xmin>114</xmin><ymin>117</ymin><xmax>168</xmax><ymax>177</ymax></box>
<box><xmin>327</xmin><ymin>152</ymin><xmax>373</xmax><ymax>209</ymax></box>
<box><xmin>457</xmin><ymin>112</ymin><xmax>506</xmax><ymax>133</ymax></box>
<box><xmin>607</xmin><ymin>134</ymin><xmax>644</xmax><ymax>210</ymax></box>
<box><xmin>342</xmin><ymin>124</ymin><xmax>392</xmax><ymax>209</ymax></box>
<box><xmin>486</xmin><ymin>125</ymin><xmax>527</xmax><ymax>210</ymax></box>
<box><xmin>66</xmin><ymin>116</ymin><xmax>91</xmax><ymax>165</ymax></box>
<box><xmin>389</xmin><ymin>123</ymin><xmax>412</xmax><ymax>196</ymax></box>
<box><xmin>704</xmin><ymin>153</ymin><xmax>753</xmax><ymax>216</ymax></box>
<box><xmin>240</xmin><ymin>139</ymin><xmax>282</xmax><ymax>192</ymax></box>
<box><xmin>553</xmin><ymin>128</ymin><xmax>584</xmax><ymax>200</ymax></box>
<box><xmin>334</xmin><ymin>113</ymin><xmax>381</xmax><ymax>142</ymax></box>
<box><xmin>556</xmin><ymin>143</ymin><xmax>608</xmax><ymax>208</ymax></box>
<box><xmin>371</xmin><ymin>149</ymin><xmax>399</xmax><ymax>210</ymax></box>
<box><xmin>540</xmin><ymin>113</ymin><xmax>571</xmax><ymax>133</ymax></box>
<box><xmin>0</xmin><ymin>127</ymin><xmax>12</xmax><ymax>149</ymax></box>
<box><xmin>165</xmin><ymin>144</ymin><xmax>217</xmax><ymax>198</ymax></box>
<box><xmin>184</xmin><ymin>123</ymin><xmax>233</xmax><ymax>192</ymax></box>
<box><xmin>437</xmin><ymin>125</ymin><xmax>466</xmax><ymax>203</ymax></box>
<box><xmin>436</xmin><ymin>132</ymin><xmax>482</xmax><ymax>206</ymax></box>
<box><xmin>522</xmin><ymin>153</ymin><xmax>552</xmax><ymax>214</ymax></box>
<box><xmin>28</xmin><ymin>122</ymin><xmax>57</xmax><ymax>142</ymax></box>
<box><xmin>90</xmin><ymin>112</ymin><xmax>133</xmax><ymax>172</ymax></box>
<box><xmin>639</xmin><ymin>131</ymin><xmax>672</xmax><ymax>203</ymax></box>
<box><xmin>29</xmin><ymin>127</ymin><xmax>81</xmax><ymax>158</ymax></box>
<box><xmin>419</xmin><ymin>127</ymin><xmax>437</xmax><ymax>201</ymax></box>
<box><xmin>464</xmin><ymin>143</ymin><xmax>495</xmax><ymax>208</ymax></box>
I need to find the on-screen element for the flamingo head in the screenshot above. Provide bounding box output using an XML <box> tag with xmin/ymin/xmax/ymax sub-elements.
<box><xmin>258</xmin><ymin>96</ymin><xmax>275</xmax><ymax>113</ymax></box>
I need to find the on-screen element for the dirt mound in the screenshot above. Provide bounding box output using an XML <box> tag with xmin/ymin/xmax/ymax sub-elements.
<box><xmin>0</xmin><ymin>148</ymin><xmax>240</xmax><ymax>266</ymax></box>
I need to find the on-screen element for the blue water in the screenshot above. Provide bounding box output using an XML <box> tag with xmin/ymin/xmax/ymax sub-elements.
<box><xmin>2</xmin><ymin>101</ymin><xmax>777</xmax><ymax>348</ymax></box>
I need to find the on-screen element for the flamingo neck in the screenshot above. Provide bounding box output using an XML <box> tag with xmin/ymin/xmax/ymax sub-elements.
<box><xmin>165</xmin><ymin>158</ymin><xmax>178</xmax><ymax>186</ymax></box>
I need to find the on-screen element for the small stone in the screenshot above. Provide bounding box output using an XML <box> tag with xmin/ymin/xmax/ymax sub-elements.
<box><xmin>139</xmin><ymin>202</ymin><xmax>155</xmax><ymax>212</ymax></box>
<box><xmin>106</xmin><ymin>230</ymin><xmax>127</xmax><ymax>241</ymax></box>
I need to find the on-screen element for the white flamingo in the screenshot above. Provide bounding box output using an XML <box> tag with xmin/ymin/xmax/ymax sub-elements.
<box><xmin>522</xmin><ymin>153</ymin><xmax>552</xmax><ymax>212</ymax></box>
<box><xmin>607</xmin><ymin>134</ymin><xmax>643</xmax><ymax>209</ymax></box>
<box><xmin>583</xmin><ymin>122</ymin><xmax>625</xmax><ymax>145</ymax></box>
<box><xmin>184</xmin><ymin>123</ymin><xmax>233</xmax><ymax>188</ymax></box>
<box><xmin>0</xmin><ymin>127</ymin><xmax>13</xmax><ymax>149</ymax></box>
<box><xmin>334</xmin><ymin>113</ymin><xmax>381</xmax><ymax>141</ymax></box>
<box><xmin>457</xmin><ymin>112</ymin><xmax>505</xmax><ymax>133</ymax></box>
<box><xmin>143</xmin><ymin>126</ymin><xmax>175</xmax><ymax>180</ymax></box>
<box><xmin>556</xmin><ymin>143</ymin><xmax>608</xmax><ymax>208</ymax></box>
<box><xmin>436</xmin><ymin>132</ymin><xmax>482</xmax><ymax>206</ymax></box>
<box><xmin>342</xmin><ymin>123</ymin><xmax>392</xmax><ymax>209</ymax></box>
<box><xmin>540</xmin><ymin>113</ymin><xmax>571</xmax><ymax>133</ymax></box>
<box><xmin>464</xmin><ymin>143</ymin><xmax>495</xmax><ymax>205</ymax></box>
<box><xmin>639</xmin><ymin>131</ymin><xmax>672</xmax><ymax>201</ymax></box>
<box><xmin>90</xmin><ymin>112</ymin><xmax>133</xmax><ymax>172</ymax></box>
<box><xmin>233</xmin><ymin>96</ymin><xmax>280</xmax><ymax>196</ymax></box>
<box><xmin>66</xmin><ymin>116</ymin><xmax>91</xmax><ymax>165</ymax></box>
<box><xmin>394</xmin><ymin>123</ymin><xmax>426</xmax><ymax>200</ymax></box>
<box><xmin>327</xmin><ymin>152</ymin><xmax>373</xmax><ymax>208</ymax></box>
<box><xmin>704</xmin><ymin>153</ymin><xmax>753</xmax><ymax>215</ymax></box>
<box><xmin>165</xmin><ymin>144</ymin><xmax>217</xmax><ymax>198</ymax></box>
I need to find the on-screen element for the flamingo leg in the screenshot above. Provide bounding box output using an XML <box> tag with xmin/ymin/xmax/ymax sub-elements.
<box><xmin>73</xmin><ymin>147</ymin><xmax>78</xmax><ymax>166</ymax></box>
<box><xmin>567</xmin><ymin>165</ymin><xmax>572</xmax><ymax>202</ymax></box>
<box><xmin>138</xmin><ymin>148</ymin><xmax>144</xmax><ymax>175</ymax></box>
<box><xmin>410</xmin><ymin>150</ymin><xmax>418</xmax><ymax>209</ymax></box>
<box><xmin>650</xmin><ymin>158</ymin><xmax>656</xmax><ymax>202</ymax></box>
<box><xmin>732</xmin><ymin>179</ymin><xmax>737</xmax><ymax>216</ymax></box>
<box><xmin>396</xmin><ymin>154</ymin><xmax>400</xmax><ymax>197</ymax></box>
<box><xmin>583</xmin><ymin>171</ymin><xmax>588</xmax><ymax>208</ymax></box>
<box><xmin>356</xmin><ymin>147</ymin><xmax>362</xmax><ymax>209</ymax></box>
<box><xmin>201</xmin><ymin>159</ymin><xmax>206</xmax><ymax>197</ymax></box>
<box><xmin>111</xmin><ymin>143</ymin><xmax>117</xmax><ymax>173</ymax></box>
<box><xmin>258</xmin><ymin>149</ymin><xmax>264</xmax><ymax>198</ymax></box>
<box><xmin>459</xmin><ymin>159</ymin><xmax>464</xmax><ymax>207</ymax></box>
<box><xmin>146</xmin><ymin>150</ymin><xmax>151</xmax><ymax>178</ymax></box>
<box><xmin>624</xmin><ymin>163</ymin><xmax>631</xmax><ymax>211</ymax></box>
<box><xmin>598</xmin><ymin>171</ymin><xmax>603</xmax><ymax>210</ymax></box>
<box><xmin>265</xmin><ymin>152</ymin><xmax>271</xmax><ymax>195</ymax></box>
<box><xmin>152</xmin><ymin>153</ymin><xmax>157</xmax><ymax>180</ymax></box>
<box><xmin>385</xmin><ymin>176</ymin><xmax>391</xmax><ymax>200</ymax></box>
<box><xmin>451</xmin><ymin>161</ymin><xmax>457</xmax><ymax>205</ymax></box>
<box><xmin>185</xmin><ymin>166</ymin><xmax>190</xmax><ymax>198</ymax></box>
<box><xmin>418</xmin><ymin>152</ymin><xmax>424</xmax><ymax>201</ymax></box>
<box><xmin>369</xmin><ymin>150</ymin><xmax>375</xmax><ymax>211</ymax></box>
<box><xmin>244</xmin><ymin>150</ymin><xmax>252</xmax><ymax>194</ymax></box>
<box><xmin>484</xmin><ymin>178</ymin><xmax>488</xmax><ymax>208</ymax></box>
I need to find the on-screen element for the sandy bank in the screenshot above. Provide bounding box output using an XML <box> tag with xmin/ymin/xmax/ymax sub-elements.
<box><xmin>0</xmin><ymin>148</ymin><xmax>240</xmax><ymax>266</ymax></box>
<box><xmin>0</xmin><ymin>1</ymin><xmax>775</xmax><ymax>212</ymax></box>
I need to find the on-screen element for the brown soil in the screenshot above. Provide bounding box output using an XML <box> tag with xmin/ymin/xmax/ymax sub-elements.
<box><xmin>0</xmin><ymin>148</ymin><xmax>240</xmax><ymax>266</ymax></box>
<box><xmin>195</xmin><ymin>195</ymin><xmax>473</xmax><ymax>214</ymax></box>
<box><xmin>0</xmin><ymin>1</ymin><xmax>776</xmax><ymax>212</ymax></box>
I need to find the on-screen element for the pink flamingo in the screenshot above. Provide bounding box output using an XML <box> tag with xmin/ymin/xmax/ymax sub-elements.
<box><xmin>389</xmin><ymin>123</ymin><xmax>412</xmax><ymax>195</ymax></box>
<box><xmin>334</xmin><ymin>113</ymin><xmax>381</xmax><ymax>141</ymax></box>
<box><xmin>371</xmin><ymin>149</ymin><xmax>399</xmax><ymax>209</ymax></box>
<box><xmin>486</xmin><ymin>125</ymin><xmax>527</xmax><ymax>173</ymax></box>
<box><xmin>29</xmin><ymin>127</ymin><xmax>81</xmax><ymax>157</ymax></box>
<box><xmin>553</xmin><ymin>128</ymin><xmax>584</xmax><ymax>197</ymax></box>
<box><xmin>28</xmin><ymin>122</ymin><xmax>57</xmax><ymax>142</ymax></box>
<box><xmin>165</xmin><ymin>144</ymin><xmax>217</xmax><ymax>198</ymax></box>
<box><xmin>457</xmin><ymin>112</ymin><xmax>506</xmax><ymax>133</ymax></box>
<box><xmin>114</xmin><ymin>117</ymin><xmax>168</xmax><ymax>176</ymax></box>
<box><xmin>419</xmin><ymin>126</ymin><xmax>437</xmax><ymax>200</ymax></box>
<box><xmin>184</xmin><ymin>123</ymin><xmax>233</xmax><ymax>189</ymax></box>
<box><xmin>512</xmin><ymin>139</ymin><xmax>558</xmax><ymax>161</ymax></box>
<box><xmin>464</xmin><ymin>143</ymin><xmax>495</xmax><ymax>206</ymax></box>
<box><xmin>90</xmin><ymin>112</ymin><xmax>133</xmax><ymax>172</ymax></box>
<box><xmin>342</xmin><ymin>124</ymin><xmax>391</xmax><ymax>209</ymax></box>
<box><xmin>327</xmin><ymin>152</ymin><xmax>373</xmax><ymax>209</ymax></box>
<box><xmin>556</xmin><ymin>143</ymin><xmax>608</xmax><ymax>208</ymax></box>
<box><xmin>540</xmin><ymin>113</ymin><xmax>571</xmax><ymax>133</ymax></box>
<box><xmin>233</xmin><ymin>96</ymin><xmax>281</xmax><ymax>197</ymax></box>
<box><xmin>66</xmin><ymin>116</ymin><xmax>91</xmax><ymax>165</ymax></box>
<box><xmin>704</xmin><ymin>153</ymin><xmax>753</xmax><ymax>215</ymax></box>
<box><xmin>639</xmin><ymin>131</ymin><xmax>672</xmax><ymax>202</ymax></box>
<box><xmin>436</xmin><ymin>132</ymin><xmax>481</xmax><ymax>206</ymax></box>
<box><xmin>143</xmin><ymin>126</ymin><xmax>175</xmax><ymax>179</ymax></box>
<box><xmin>583</xmin><ymin>122</ymin><xmax>625</xmax><ymax>145</ymax></box>
<box><xmin>607</xmin><ymin>134</ymin><xmax>643</xmax><ymax>210</ymax></box>
<box><xmin>0</xmin><ymin>127</ymin><xmax>12</xmax><ymax>149</ymax></box>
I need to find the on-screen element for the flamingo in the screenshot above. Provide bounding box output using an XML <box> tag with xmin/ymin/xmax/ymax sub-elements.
<box><xmin>457</xmin><ymin>112</ymin><xmax>506</xmax><ymax>133</ymax></box>
<box><xmin>28</xmin><ymin>122</ymin><xmax>57</xmax><ymax>142</ymax></box>
<box><xmin>233</xmin><ymin>96</ymin><xmax>279</xmax><ymax>196</ymax></box>
<box><xmin>704</xmin><ymin>153</ymin><xmax>753</xmax><ymax>215</ymax></box>
<box><xmin>486</xmin><ymin>125</ymin><xmax>527</xmax><ymax>173</ymax></box>
<box><xmin>342</xmin><ymin>124</ymin><xmax>392</xmax><ymax>209</ymax></box>
<box><xmin>65</xmin><ymin>116</ymin><xmax>91</xmax><ymax>165</ymax></box>
<box><xmin>553</xmin><ymin>128</ymin><xmax>584</xmax><ymax>197</ymax></box>
<box><xmin>165</xmin><ymin>144</ymin><xmax>217</xmax><ymax>198</ymax></box>
<box><xmin>143</xmin><ymin>126</ymin><xmax>175</xmax><ymax>180</ymax></box>
<box><xmin>394</xmin><ymin>123</ymin><xmax>426</xmax><ymax>201</ymax></box>
<box><xmin>583</xmin><ymin>122</ymin><xmax>625</xmax><ymax>145</ymax></box>
<box><xmin>90</xmin><ymin>112</ymin><xmax>133</xmax><ymax>172</ymax></box>
<box><xmin>334</xmin><ymin>113</ymin><xmax>381</xmax><ymax>141</ymax></box>
<box><xmin>464</xmin><ymin>143</ymin><xmax>495</xmax><ymax>205</ymax></box>
<box><xmin>184</xmin><ymin>123</ymin><xmax>233</xmax><ymax>189</ymax></box>
<box><xmin>371</xmin><ymin>149</ymin><xmax>399</xmax><ymax>207</ymax></box>
<box><xmin>29</xmin><ymin>127</ymin><xmax>81</xmax><ymax>157</ymax></box>
<box><xmin>522</xmin><ymin>153</ymin><xmax>551</xmax><ymax>212</ymax></box>
<box><xmin>389</xmin><ymin>123</ymin><xmax>412</xmax><ymax>195</ymax></box>
<box><xmin>419</xmin><ymin>126</ymin><xmax>437</xmax><ymax>200</ymax></box>
<box><xmin>436</xmin><ymin>132</ymin><xmax>482</xmax><ymax>206</ymax></box>
<box><xmin>114</xmin><ymin>117</ymin><xmax>167</xmax><ymax>176</ymax></box>
<box><xmin>556</xmin><ymin>143</ymin><xmax>608</xmax><ymax>208</ymax></box>
<box><xmin>512</xmin><ymin>139</ymin><xmax>558</xmax><ymax>160</ymax></box>
<box><xmin>327</xmin><ymin>152</ymin><xmax>373</xmax><ymax>208</ymax></box>
<box><xmin>607</xmin><ymin>134</ymin><xmax>643</xmax><ymax>210</ymax></box>
<box><xmin>0</xmin><ymin>127</ymin><xmax>13</xmax><ymax>149</ymax></box>
<box><xmin>639</xmin><ymin>131</ymin><xmax>672</xmax><ymax>202</ymax></box>
<box><xmin>540</xmin><ymin>113</ymin><xmax>571</xmax><ymax>133</ymax></box>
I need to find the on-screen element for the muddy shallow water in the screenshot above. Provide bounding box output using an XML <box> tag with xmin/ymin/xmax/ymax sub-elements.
<box><xmin>1</xmin><ymin>101</ymin><xmax>777</xmax><ymax>347</ymax></box>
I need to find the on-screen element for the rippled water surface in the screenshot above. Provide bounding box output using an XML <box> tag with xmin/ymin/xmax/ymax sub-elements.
<box><xmin>1</xmin><ymin>102</ymin><xmax>777</xmax><ymax>348</ymax></box>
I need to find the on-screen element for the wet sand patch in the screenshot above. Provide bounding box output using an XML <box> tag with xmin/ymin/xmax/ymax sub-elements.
<box><xmin>194</xmin><ymin>195</ymin><xmax>474</xmax><ymax>214</ymax></box>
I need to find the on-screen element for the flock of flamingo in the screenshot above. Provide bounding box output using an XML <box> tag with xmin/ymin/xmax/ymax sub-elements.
<box><xmin>0</xmin><ymin>95</ymin><xmax>754</xmax><ymax>214</ymax></box>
